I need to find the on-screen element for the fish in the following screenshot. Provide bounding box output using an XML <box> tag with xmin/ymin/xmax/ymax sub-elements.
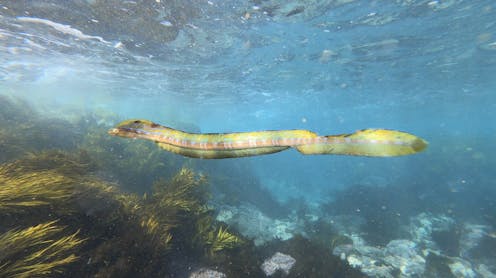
<box><xmin>108</xmin><ymin>119</ymin><xmax>428</xmax><ymax>159</ymax></box>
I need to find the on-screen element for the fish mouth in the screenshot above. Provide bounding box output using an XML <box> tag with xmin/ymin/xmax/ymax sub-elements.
<box><xmin>108</xmin><ymin>128</ymin><xmax>120</xmax><ymax>135</ymax></box>
<box><xmin>107</xmin><ymin>127</ymin><xmax>144</xmax><ymax>138</ymax></box>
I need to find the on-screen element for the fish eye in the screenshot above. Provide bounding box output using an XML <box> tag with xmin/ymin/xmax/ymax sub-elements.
<box><xmin>133</xmin><ymin>120</ymin><xmax>141</xmax><ymax>124</ymax></box>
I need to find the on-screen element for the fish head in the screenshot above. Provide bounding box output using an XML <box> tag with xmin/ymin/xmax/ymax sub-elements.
<box><xmin>108</xmin><ymin>119</ymin><xmax>156</xmax><ymax>138</ymax></box>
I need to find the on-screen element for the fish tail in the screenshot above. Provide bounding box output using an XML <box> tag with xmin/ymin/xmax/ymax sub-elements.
<box><xmin>295</xmin><ymin>129</ymin><xmax>428</xmax><ymax>157</ymax></box>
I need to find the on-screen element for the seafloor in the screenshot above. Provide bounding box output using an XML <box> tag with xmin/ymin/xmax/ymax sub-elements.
<box><xmin>1</xmin><ymin>95</ymin><xmax>495</xmax><ymax>278</ymax></box>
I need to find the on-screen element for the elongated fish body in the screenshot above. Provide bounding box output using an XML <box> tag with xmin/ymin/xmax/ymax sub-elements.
<box><xmin>295</xmin><ymin>129</ymin><xmax>427</xmax><ymax>157</ymax></box>
<box><xmin>108</xmin><ymin>119</ymin><xmax>427</xmax><ymax>159</ymax></box>
<box><xmin>156</xmin><ymin>143</ymin><xmax>289</xmax><ymax>159</ymax></box>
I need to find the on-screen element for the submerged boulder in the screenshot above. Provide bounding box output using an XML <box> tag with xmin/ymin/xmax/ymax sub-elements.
<box><xmin>189</xmin><ymin>268</ymin><xmax>226</xmax><ymax>278</ymax></box>
<box><xmin>216</xmin><ymin>204</ymin><xmax>298</xmax><ymax>245</ymax></box>
<box><xmin>384</xmin><ymin>240</ymin><xmax>425</xmax><ymax>276</ymax></box>
<box><xmin>261</xmin><ymin>252</ymin><xmax>296</xmax><ymax>276</ymax></box>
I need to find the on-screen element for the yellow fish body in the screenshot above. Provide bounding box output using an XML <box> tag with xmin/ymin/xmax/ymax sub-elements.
<box><xmin>108</xmin><ymin>119</ymin><xmax>427</xmax><ymax>159</ymax></box>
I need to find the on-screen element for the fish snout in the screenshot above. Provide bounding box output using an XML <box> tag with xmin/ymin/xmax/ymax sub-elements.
<box><xmin>108</xmin><ymin>128</ymin><xmax>120</xmax><ymax>135</ymax></box>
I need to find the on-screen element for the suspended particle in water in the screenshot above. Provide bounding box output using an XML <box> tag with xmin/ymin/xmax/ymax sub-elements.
<box><xmin>160</xmin><ymin>20</ymin><xmax>173</xmax><ymax>27</ymax></box>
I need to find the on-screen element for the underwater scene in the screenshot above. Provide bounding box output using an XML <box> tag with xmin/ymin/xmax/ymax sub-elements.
<box><xmin>0</xmin><ymin>0</ymin><xmax>495</xmax><ymax>277</ymax></box>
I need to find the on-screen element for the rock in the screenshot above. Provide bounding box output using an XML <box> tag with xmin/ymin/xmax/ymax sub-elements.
<box><xmin>189</xmin><ymin>268</ymin><xmax>226</xmax><ymax>278</ymax></box>
<box><xmin>424</xmin><ymin>252</ymin><xmax>456</xmax><ymax>278</ymax></box>
<box><xmin>333</xmin><ymin>236</ymin><xmax>426</xmax><ymax>277</ymax></box>
<box><xmin>477</xmin><ymin>264</ymin><xmax>496</xmax><ymax>278</ymax></box>
<box><xmin>431</xmin><ymin>228</ymin><xmax>461</xmax><ymax>257</ymax></box>
<box><xmin>261</xmin><ymin>252</ymin><xmax>296</xmax><ymax>276</ymax></box>
<box><xmin>384</xmin><ymin>240</ymin><xmax>425</xmax><ymax>277</ymax></box>
<box><xmin>449</xmin><ymin>259</ymin><xmax>476</xmax><ymax>278</ymax></box>
<box><xmin>409</xmin><ymin>213</ymin><xmax>455</xmax><ymax>250</ymax></box>
<box><xmin>216</xmin><ymin>204</ymin><xmax>298</xmax><ymax>245</ymax></box>
<box><xmin>460</xmin><ymin>223</ymin><xmax>491</xmax><ymax>258</ymax></box>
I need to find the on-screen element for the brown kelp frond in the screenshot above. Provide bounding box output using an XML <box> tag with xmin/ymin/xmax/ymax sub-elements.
<box><xmin>191</xmin><ymin>212</ymin><xmax>242</xmax><ymax>256</ymax></box>
<box><xmin>134</xmin><ymin>168</ymin><xmax>209</xmax><ymax>250</ymax></box>
<box><xmin>0</xmin><ymin>221</ymin><xmax>84</xmax><ymax>278</ymax></box>
<box><xmin>152</xmin><ymin>168</ymin><xmax>209</xmax><ymax>215</ymax></box>
<box><xmin>140</xmin><ymin>214</ymin><xmax>173</xmax><ymax>247</ymax></box>
<box><xmin>113</xmin><ymin>193</ymin><xmax>143</xmax><ymax>214</ymax></box>
<box><xmin>2</xmin><ymin>150</ymin><xmax>95</xmax><ymax>178</ymax></box>
<box><xmin>205</xmin><ymin>226</ymin><xmax>242</xmax><ymax>255</ymax></box>
<box><xmin>0</xmin><ymin>151</ymin><xmax>120</xmax><ymax>215</ymax></box>
<box><xmin>195</xmin><ymin>213</ymin><xmax>214</xmax><ymax>240</ymax></box>
<box><xmin>0</xmin><ymin>168</ymin><xmax>75</xmax><ymax>212</ymax></box>
<box><xmin>0</xmin><ymin>221</ymin><xmax>63</xmax><ymax>259</ymax></box>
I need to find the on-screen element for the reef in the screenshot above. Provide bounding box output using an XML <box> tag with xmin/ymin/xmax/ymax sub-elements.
<box><xmin>327</xmin><ymin>212</ymin><xmax>496</xmax><ymax>277</ymax></box>
<box><xmin>0</xmin><ymin>150</ymin><xmax>247</xmax><ymax>277</ymax></box>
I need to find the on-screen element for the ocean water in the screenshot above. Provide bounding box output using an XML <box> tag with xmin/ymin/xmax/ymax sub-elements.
<box><xmin>1</xmin><ymin>1</ymin><xmax>495</xmax><ymax>277</ymax></box>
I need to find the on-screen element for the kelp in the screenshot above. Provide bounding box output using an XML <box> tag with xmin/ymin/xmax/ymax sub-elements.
<box><xmin>0</xmin><ymin>151</ymin><xmax>117</xmax><ymax>215</ymax></box>
<box><xmin>0</xmin><ymin>169</ymin><xmax>74</xmax><ymax>212</ymax></box>
<box><xmin>3</xmin><ymin>150</ymin><xmax>95</xmax><ymax>177</ymax></box>
<box><xmin>206</xmin><ymin>226</ymin><xmax>243</xmax><ymax>255</ymax></box>
<box><xmin>140</xmin><ymin>215</ymin><xmax>173</xmax><ymax>247</ymax></box>
<box><xmin>0</xmin><ymin>221</ymin><xmax>84</xmax><ymax>278</ymax></box>
<box><xmin>151</xmin><ymin>168</ymin><xmax>209</xmax><ymax>216</ymax></box>
<box><xmin>147</xmin><ymin>167</ymin><xmax>242</xmax><ymax>256</ymax></box>
<box><xmin>0</xmin><ymin>149</ymin><xmax>244</xmax><ymax>276</ymax></box>
<box><xmin>0</xmin><ymin>151</ymin><xmax>168</xmax><ymax>276</ymax></box>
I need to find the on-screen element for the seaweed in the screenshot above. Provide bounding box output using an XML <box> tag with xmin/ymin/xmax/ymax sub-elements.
<box><xmin>0</xmin><ymin>151</ymin><xmax>92</xmax><ymax>214</ymax></box>
<box><xmin>0</xmin><ymin>221</ymin><xmax>84</xmax><ymax>278</ymax></box>
<box><xmin>0</xmin><ymin>141</ymin><xmax>248</xmax><ymax>276</ymax></box>
<box><xmin>148</xmin><ymin>167</ymin><xmax>243</xmax><ymax>258</ymax></box>
<box><xmin>151</xmin><ymin>168</ymin><xmax>209</xmax><ymax>215</ymax></box>
<box><xmin>204</xmin><ymin>225</ymin><xmax>243</xmax><ymax>256</ymax></box>
<box><xmin>0</xmin><ymin>151</ymin><xmax>172</xmax><ymax>276</ymax></box>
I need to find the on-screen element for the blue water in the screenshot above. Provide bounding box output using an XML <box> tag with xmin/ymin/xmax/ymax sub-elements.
<box><xmin>1</xmin><ymin>0</ymin><xmax>496</xmax><ymax>277</ymax></box>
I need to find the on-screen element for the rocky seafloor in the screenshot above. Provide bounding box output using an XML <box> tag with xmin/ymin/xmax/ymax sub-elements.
<box><xmin>217</xmin><ymin>204</ymin><xmax>496</xmax><ymax>277</ymax></box>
